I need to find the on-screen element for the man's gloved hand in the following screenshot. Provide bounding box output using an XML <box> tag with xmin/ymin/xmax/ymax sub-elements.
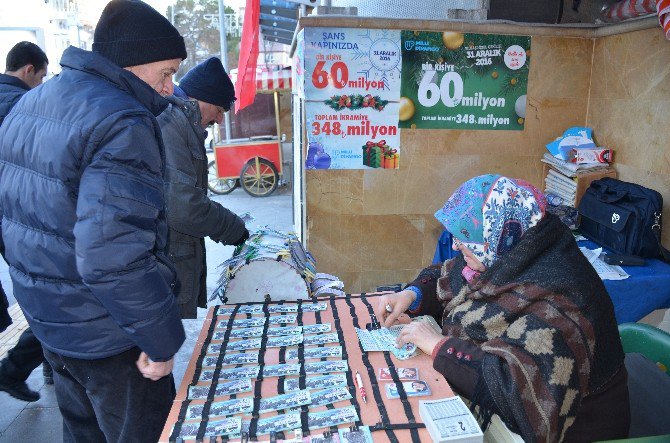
<box><xmin>232</xmin><ymin>227</ymin><xmax>249</xmax><ymax>246</ymax></box>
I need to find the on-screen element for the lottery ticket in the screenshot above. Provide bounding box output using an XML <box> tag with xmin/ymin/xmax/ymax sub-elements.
<box><xmin>206</xmin><ymin>343</ymin><xmax>224</xmax><ymax>354</ymax></box>
<box><xmin>187</xmin><ymin>379</ymin><xmax>253</xmax><ymax>399</ymax></box>
<box><xmin>217</xmin><ymin>366</ymin><xmax>259</xmax><ymax>381</ymax></box>
<box><xmin>228</xmin><ymin>317</ymin><xmax>267</xmax><ymax>328</ymax></box>
<box><xmin>239</xmin><ymin>212</ymin><xmax>255</xmax><ymax>224</ymax></box>
<box><xmin>174</xmin><ymin>417</ymin><xmax>241</xmax><ymax>439</ymax></box>
<box><xmin>286</xmin><ymin>346</ymin><xmax>342</xmax><ymax>360</ymax></box>
<box><xmin>259</xmin><ymin>390</ymin><xmax>312</xmax><ymax>413</ymax></box>
<box><xmin>267</xmin><ymin>326</ymin><xmax>303</xmax><ymax>336</ymax></box>
<box><xmin>198</xmin><ymin>366</ymin><xmax>260</xmax><ymax>381</ymax></box>
<box><xmin>268</xmin><ymin>305</ymin><xmax>300</xmax><ymax>313</ymax></box>
<box><xmin>263</xmin><ymin>363</ymin><xmax>301</xmax><ymax>377</ymax></box>
<box><xmin>284</xmin><ymin>374</ymin><xmax>348</xmax><ymax>392</ymax></box>
<box><xmin>302</xmin><ymin>324</ymin><xmax>332</xmax><ymax>334</ymax></box>
<box><xmin>308</xmin><ymin>406</ymin><xmax>359</xmax><ymax>430</ymax></box>
<box><xmin>210</xmin><ymin>397</ymin><xmax>254</xmax><ymax>417</ymax></box>
<box><xmin>269</xmin><ymin>314</ymin><xmax>297</xmax><ymax>324</ymax></box>
<box><xmin>255</xmin><ymin>413</ymin><xmax>302</xmax><ymax>436</ymax></box>
<box><xmin>304</xmin><ymin>360</ymin><xmax>349</xmax><ymax>374</ymax></box>
<box><xmin>301</xmin><ymin>302</ymin><xmax>328</xmax><ymax>312</ymax></box>
<box><xmin>267</xmin><ymin>334</ymin><xmax>304</xmax><ymax>348</ymax></box>
<box><xmin>202</xmin><ymin>355</ymin><xmax>220</xmax><ymax>367</ymax></box>
<box><xmin>310</xmin><ymin>387</ymin><xmax>352</xmax><ymax>407</ymax></box>
<box><xmin>378</xmin><ymin>367</ymin><xmax>419</xmax><ymax>381</ymax></box>
<box><xmin>225</xmin><ymin>327</ymin><xmax>264</xmax><ymax>339</ymax></box>
<box><xmin>217</xmin><ymin>307</ymin><xmax>235</xmax><ymax>315</ymax></box>
<box><xmin>222</xmin><ymin>353</ymin><xmax>259</xmax><ymax>365</ymax></box>
<box><xmin>226</xmin><ymin>338</ymin><xmax>263</xmax><ymax>351</ymax></box>
<box><xmin>355</xmin><ymin>326</ymin><xmax>418</xmax><ymax>360</ymax></box>
<box><xmin>237</xmin><ymin>305</ymin><xmax>265</xmax><ymax>314</ymax></box>
<box><xmin>303</xmin><ymin>333</ymin><xmax>339</xmax><ymax>346</ymax></box>
<box><xmin>185</xmin><ymin>397</ymin><xmax>254</xmax><ymax>420</ymax></box>
<box><xmin>384</xmin><ymin>380</ymin><xmax>432</xmax><ymax>399</ymax></box>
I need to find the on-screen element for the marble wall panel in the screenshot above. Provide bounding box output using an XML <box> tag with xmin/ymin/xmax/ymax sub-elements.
<box><xmin>590</xmin><ymin>29</ymin><xmax>670</xmax><ymax>101</ymax></box>
<box><xmin>528</xmin><ymin>36</ymin><xmax>594</xmax><ymax>100</ymax></box>
<box><xmin>306</xmin><ymin>215</ymin><xmax>364</xmax><ymax>274</ymax></box>
<box><xmin>361</xmin><ymin>166</ymin><xmax>411</xmax><ymax>216</ymax></box>
<box><xmin>305</xmin><ymin>170</ymin><xmax>364</xmax><ymax>216</ymax></box>
<box><xmin>359</xmin><ymin>215</ymin><xmax>425</xmax><ymax>270</ymax></box>
<box><xmin>588</xmin><ymin>98</ymin><xmax>668</xmax><ymax>173</ymax></box>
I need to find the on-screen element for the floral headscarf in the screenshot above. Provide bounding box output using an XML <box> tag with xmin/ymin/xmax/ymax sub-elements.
<box><xmin>435</xmin><ymin>175</ymin><xmax>547</xmax><ymax>268</ymax></box>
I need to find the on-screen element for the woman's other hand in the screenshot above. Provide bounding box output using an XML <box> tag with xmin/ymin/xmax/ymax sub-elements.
<box><xmin>396</xmin><ymin>321</ymin><xmax>445</xmax><ymax>356</ymax></box>
<box><xmin>374</xmin><ymin>290</ymin><xmax>416</xmax><ymax>328</ymax></box>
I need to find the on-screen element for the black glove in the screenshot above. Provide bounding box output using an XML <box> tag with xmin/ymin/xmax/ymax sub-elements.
<box><xmin>232</xmin><ymin>228</ymin><xmax>249</xmax><ymax>246</ymax></box>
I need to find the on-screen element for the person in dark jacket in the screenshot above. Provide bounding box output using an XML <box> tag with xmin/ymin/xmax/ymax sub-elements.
<box><xmin>157</xmin><ymin>57</ymin><xmax>248</xmax><ymax>319</ymax></box>
<box><xmin>0</xmin><ymin>41</ymin><xmax>48</xmax><ymax>126</ymax></box>
<box><xmin>377</xmin><ymin>175</ymin><xmax>629</xmax><ymax>443</ymax></box>
<box><xmin>0</xmin><ymin>1</ymin><xmax>187</xmax><ymax>441</ymax></box>
<box><xmin>0</xmin><ymin>41</ymin><xmax>50</xmax><ymax>403</ymax></box>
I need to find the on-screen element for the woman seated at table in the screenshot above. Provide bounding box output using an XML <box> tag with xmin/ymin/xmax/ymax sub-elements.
<box><xmin>376</xmin><ymin>175</ymin><xmax>629</xmax><ymax>442</ymax></box>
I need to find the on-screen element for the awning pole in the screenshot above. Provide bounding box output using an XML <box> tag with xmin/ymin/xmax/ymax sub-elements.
<box><xmin>219</xmin><ymin>0</ymin><xmax>232</xmax><ymax>142</ymax></box>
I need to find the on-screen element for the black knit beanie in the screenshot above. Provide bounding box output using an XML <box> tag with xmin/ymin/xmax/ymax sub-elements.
<box><xmin>93</xmin><ymin>0</ymin><xmax>186</xmax><ymax>68</ymax></box>
<box><xmin>178</xmin><ymin>57</ymin><xmax>236</xmax><ymax>110</ymax></box>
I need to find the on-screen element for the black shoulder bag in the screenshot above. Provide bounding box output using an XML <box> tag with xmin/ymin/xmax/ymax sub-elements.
<box><xmin>578</xmin><ymin>177</ymin><xmax>670</xmax><ymax>261</ymax></box>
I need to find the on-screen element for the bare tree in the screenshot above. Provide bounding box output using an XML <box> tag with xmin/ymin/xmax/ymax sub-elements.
<box><xmin>168</xmin><ymin>0</ymin><xmax>241</xmax><ymax>81</ymax></box>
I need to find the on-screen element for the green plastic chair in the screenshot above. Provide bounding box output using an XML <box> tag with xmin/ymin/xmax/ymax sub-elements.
<box><xmin>618</xmin><ymin>322</ymin><xmax>670</xmax><ymax>374</ymax></box>
<box><xmin>597</xmin><ymin>323</ymin><xmax>670</xmax><ymax>442</ymax></box>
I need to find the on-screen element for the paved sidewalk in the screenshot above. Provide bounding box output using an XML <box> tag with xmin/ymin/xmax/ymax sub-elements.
<box><xmin>0</xmin><ymin>188</ymin><xmax>293</xmax><ymax>441</ymax></box>
<box><xmin>0</xmin><ymin>315</ymin><xmax>206</xmax><ymax>443</ymax></box>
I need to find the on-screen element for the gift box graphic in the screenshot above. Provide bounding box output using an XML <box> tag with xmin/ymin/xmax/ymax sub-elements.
<box><xmin>382</xmin><ymin>149</ymin><xmax>399</xmax><ymax>169</ymax></box>
<box><xmin>362</xmin><ymin>142</ymin><xmax>383</xmax><ymax>168</ymax></box>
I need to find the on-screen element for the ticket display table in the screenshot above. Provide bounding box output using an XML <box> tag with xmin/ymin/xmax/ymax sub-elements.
<box><xmin>576</xmin><ymin>240</ymin><xmax>670</xmax><ymax>324</ymax></box>
<box><xmin>159</xmin><ymin>294</ymin><xmax>455</xmax><ymax>442</ymax></box>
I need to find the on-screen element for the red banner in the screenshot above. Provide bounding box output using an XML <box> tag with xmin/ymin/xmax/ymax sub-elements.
<box><xmin>234</xmin><ymin>0</ymin><xmax>260</xmax><ymax>112</ymax></box>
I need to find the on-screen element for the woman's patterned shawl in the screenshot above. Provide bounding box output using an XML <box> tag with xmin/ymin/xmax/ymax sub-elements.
<box><xmin>436</xmin><ymin>214</ymin><xmax>624</xmax><ymax>442</ymax></box>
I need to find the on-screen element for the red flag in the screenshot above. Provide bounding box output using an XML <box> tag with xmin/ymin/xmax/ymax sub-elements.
<box><xmin>234</xmin><ymin>0</ymin><xmax>260</xmax><ymax>113</ymax></box>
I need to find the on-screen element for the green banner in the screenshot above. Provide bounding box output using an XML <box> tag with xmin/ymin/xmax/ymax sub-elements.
<box><xmin>399</xmin><ymin>31</ymin><xmax>531</xmax><ymax>130</ymax></box>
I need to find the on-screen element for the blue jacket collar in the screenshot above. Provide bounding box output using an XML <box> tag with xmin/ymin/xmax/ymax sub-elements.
<box><xmin>60</xmin><ymin>46</ymin><xmax>168</xmax><ymax>117</ymax></box>
<box><xmin>0</xmin><ymin>73</ymin><xmax>30</xmax><ymax>91</ymax></box>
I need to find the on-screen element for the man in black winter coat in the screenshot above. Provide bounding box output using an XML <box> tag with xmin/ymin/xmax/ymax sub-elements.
<box><xmin>0</xmin><ymin>1</ymin><xmax>187</xmax><ymax>441</ymax></box>
<box><xmin>157</xmin><ymin>57</ymin><xmax>248</xmax><ymax>319</ymax></box>
<box><xmin>0</xmin><ymin>41</ymin><xmax>49</xmax><ymax>403</ymax></box>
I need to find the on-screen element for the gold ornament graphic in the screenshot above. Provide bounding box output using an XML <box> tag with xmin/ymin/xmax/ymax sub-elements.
<box><xmin>442</xmin><ymin>32</ymin><xmax>464</xmax><ymax>50</ymax></box>
<box><xmin>399</xmin><ymin>97</ymin><xmax>416</xmax><ymax>121</ymax></box>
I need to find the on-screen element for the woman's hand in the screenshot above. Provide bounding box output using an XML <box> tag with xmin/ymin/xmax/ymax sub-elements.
<box><xmin>396</xmin><ymin>321</ymin><xmax>445</xmax><ymax>356</ymax></box>
<box><xmin>374</xmin><ymin>290</ymin><xmax>416</xmax><ymax>328</ymax></box>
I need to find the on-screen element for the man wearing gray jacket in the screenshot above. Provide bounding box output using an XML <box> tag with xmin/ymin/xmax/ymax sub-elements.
<box><xmin>158</xmin><ymin>57</ymin><xmax>248</xmax><ymax>319</ymax></box>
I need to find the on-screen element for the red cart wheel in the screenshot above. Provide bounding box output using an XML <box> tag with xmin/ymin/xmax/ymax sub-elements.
<box><xmin>239</xmin><ymin>158</ymin><xmax>278</xmax><ymax>197</ymax></box>
<box><xmin>207</xmin><ymin>161</ymin><xmax>237</xmax><ymax>195</ymax></box>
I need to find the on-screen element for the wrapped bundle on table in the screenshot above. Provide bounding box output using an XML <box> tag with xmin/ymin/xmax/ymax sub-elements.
<box><xmin>213</xmin><ymin>228</ymin><xmax>345</xmax><ymax>304</ymax></box>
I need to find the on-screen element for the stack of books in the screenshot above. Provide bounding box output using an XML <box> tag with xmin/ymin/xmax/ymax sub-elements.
<box><xmin>541</xmin><ymin>153</ymin><xmax>616</xmax><ymax>208</ymax></box>
<box><xmin>541</xmin><ymin>153</ymin><xmax>610</xmax><ymax>178</ymax></box>
<box><xmin>545</xmin><ymin>168</ymin><xmax>578</xmax><ymax>206</ymax></box>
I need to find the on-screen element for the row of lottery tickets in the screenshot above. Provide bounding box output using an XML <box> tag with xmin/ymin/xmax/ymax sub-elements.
<box><xmin>174</xmin><ymin>302</ymin><xmax>374</xmax><ymax>441</ymax></box>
